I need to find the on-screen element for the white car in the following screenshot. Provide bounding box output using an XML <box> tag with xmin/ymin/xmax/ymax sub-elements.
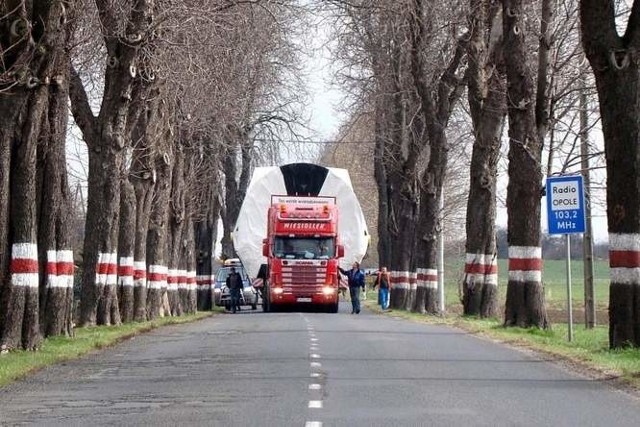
<box><xmin>214</xmin><ymin>263</ymin><xmax>259</xmax><ymax>310</ymax></box>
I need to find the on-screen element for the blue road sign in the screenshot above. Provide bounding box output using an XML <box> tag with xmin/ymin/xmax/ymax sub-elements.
<box><xmin>546</xmin><ymin>175</ymin><xmax>586</xmax><ymax>234</ymax></box>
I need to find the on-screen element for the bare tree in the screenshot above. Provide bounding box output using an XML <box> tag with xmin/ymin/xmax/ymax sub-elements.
<box><xmin>146</xmin><ymin>133</ymin><xmax>172</xmax><ymax>319</ymax></box>
<box><xmin>327</xmin><ymin>0</ymin><xmax>469</xmax><ymax>313</ymax></box>
<box><xmin>502</xmin><ymin>0</ymin><xmax>553</xmax><ymax>328</ymax></box>
<box><xmin>581</xmin><ymin>0</ymin><xmax>640</xmax><ymax>348</ymax></box>
<box><xmin>410</xmin><ymin>0</ymin><xmax>468</xmax><ymax>314</ymax></box>
<box><xmin>128</xmin><ymin>84</ymin><xmax>162</xmax><ymax>321</ymax></box>
<box><xmin>70</xmin><ymin>0</ymin><xmax>155</xmax><ymax>326</ymax></box>
<box><xmin>1</xmin><ymin>0</ymin><xmax>75</xmax><ymax>350</ymax></box>
<box><xmin>462</xmin><ymin>0</ymin><xmax>506</xmax><ymax>318</ymax></box>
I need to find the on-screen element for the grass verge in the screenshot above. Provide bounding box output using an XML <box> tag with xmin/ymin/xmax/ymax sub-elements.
<box><xmin>0</xmin><ymin>311</ymin><xmax>214</xmax><ymax>388</ymax></box>
<box><xmin>364</xmin><ymin>301</ymin><xmax>640</xmax><ymax>391</ymax></box>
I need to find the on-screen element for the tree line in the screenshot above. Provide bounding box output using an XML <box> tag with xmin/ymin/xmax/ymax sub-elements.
<box><xmin>0</xmin><ymin>0</ymin><xmax>306</xmax><ymax>351</ymax></box>
<box><xmin>320</xmin><ymin>0</ymin><xmax>640</xmax><ymax>348</ymax></box>
<box><xmin>1</xmin><ymin>0</ymin><xmax>640</xmax><ymax>351</ymax></box>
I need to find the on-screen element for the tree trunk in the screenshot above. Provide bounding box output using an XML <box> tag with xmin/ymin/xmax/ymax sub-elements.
<box><xmin>580</xmin><ymin>0</ymin><xmax>640</xmax><ymax>347</ymax></box>
<box><xmin>0</xmin><ymin>90</ymin><xmax>43</xmax><ymax>350</ymax></box>
<box><xmin>131</xmin><ymin>170</ymin><xmax>153</xmax><ymax>321</ymax></box>
<box><xmin>195</xmin><ymin>174</ymin><xmax>220</xmax><ymax>311</ymax></box>
<box><xmin>69</xmin><ymin>0</ymin><xmax>153</xmax><ymax>327</ymax></box>
<box><xmin>117</xmin><ymin>178</ymin><xmax>136</xmax><ymax>322</ymax></box>
<box><xmin>147</xmin><ymin>148</ymin><xmax>172</xmax><ymax>320</ymax></box>
<box><xmin>0</xmin><ymin>0</ymin><xmax>74</xmax><ymax>349</ymax></box>
<box><xmin>195</xmin><ymin>214</ymin><xmax>214</xmax><ymax>311</ymax></box>
<box><xmin>409</xmin><ymin>0</ymin><xmax>467</xmax><ymax>315</ymax></box>
<box><xmin>385</xmin><ymin>49</ymin><xmax>417</xmax><ymax>310</ymax></box>
<box><xmin>37</xmin><ymin>48</ymin><xmax>74</xmax><ymax>337</ymax></box>
<box><xmin>169</xmin><ymin>145</ymin><xmax>186</xmax><ymax>316</ymax></box>
<box><xmin>220</xmin><ymin>144</ymin><xmax>238</xmax><ymax>259</ymax></box>
<box><xmin>185</xmin><ymin>216</ymin><xmax>197</xmax><ymax>314</ymax></box>
<box><xmin>129</xmin><ymin>106</ymin><xmax>158</xmax><ymax>322</ymax></box>
<box><xmin>463</xmin><ymin>0</ymin><xmax>505</xmax><ymax>318</ymax></box>
<box><xmin>388</xmin><ymin>182</ymin><xmax>418</xmax><ymax>310</ymax></box>
<box><xmin>414</xmin><ymin>187</ymin><xmax>441</xmax><ymax>315</ymax></box>
<box><xmin>502</xmin><ymin>0</ymin><xmax>548</xmax><ymax>328</ymax></box>
<box><xmin>220</xmin><ymin>131</ymin><xmax>253</xmax><ymax>260</ymax></box>
<box><xmin>373</xmin><ymin>95</ymin><xmax>392</xmax><ymax>269</ymax></box>
<box><xmin>79</xmin><ymin>147</ymin><xmax>122</xmax><ymax>326</ymax></box>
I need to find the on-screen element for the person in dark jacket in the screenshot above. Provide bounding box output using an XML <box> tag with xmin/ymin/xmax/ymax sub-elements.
<box><xmin>226</xmin><ymin>267</ymin><xmax>242</xmax><ymax>313</ymax></box>
<box><xmin>339</xmin><ymin>262</ymin><xmax>365</xmax><ymax>314</ymax></box>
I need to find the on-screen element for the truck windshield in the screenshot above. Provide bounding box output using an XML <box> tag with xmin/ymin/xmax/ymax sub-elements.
<box><xmin>274</xmin><ymin>237</ymin><xmax>335</xmax><ymax>259</ymax></box>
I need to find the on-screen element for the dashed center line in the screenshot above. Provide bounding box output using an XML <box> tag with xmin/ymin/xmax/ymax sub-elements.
<box><xmin>306</xmin><ymin>320</ymin><xmax>323</xmax><ymax>427</ymax></box>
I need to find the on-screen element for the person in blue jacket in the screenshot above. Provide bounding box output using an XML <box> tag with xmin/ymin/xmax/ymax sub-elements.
<box><xmin>339</xmin><ymin>262</ymin><xmax>365</xmax><ymax>314</ymax></box>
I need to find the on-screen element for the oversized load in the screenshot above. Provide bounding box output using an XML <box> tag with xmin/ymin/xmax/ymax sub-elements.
<box><xmin>232</xmin><ymin>163</ymin><xmax>369</xmax><ymax>312</ymax></box>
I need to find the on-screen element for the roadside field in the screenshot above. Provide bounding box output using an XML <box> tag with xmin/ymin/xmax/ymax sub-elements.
<box><xmin>364</xmin><ymin>258</ymin><xmax>610</xmax><ymax>320</ymax></box>
<box><xmin>440</xmin><ymin>257</ymin><xmax>610</xmax><ymax>323</ymax></box>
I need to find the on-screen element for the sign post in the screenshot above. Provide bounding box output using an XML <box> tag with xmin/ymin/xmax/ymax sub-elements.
<box><xmin>546</xmin><ymin>175</ymin><xmax>586</xmax><ymax>342</ymax></box>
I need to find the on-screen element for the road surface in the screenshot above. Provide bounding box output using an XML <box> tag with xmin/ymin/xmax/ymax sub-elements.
<box><xmin>1</xmin><ymin>302</ymin><xmax>639</xmax><ymax>426</ymax></box>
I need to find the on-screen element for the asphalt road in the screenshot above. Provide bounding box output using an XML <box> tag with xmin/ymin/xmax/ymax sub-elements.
<box><xmin>1</xmin><ymin>302</ymin><xmax>639</xmax><ymax>426</ymax></box>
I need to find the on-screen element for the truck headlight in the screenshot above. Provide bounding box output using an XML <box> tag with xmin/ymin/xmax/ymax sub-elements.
<box><xmin>322</xmin><ymin>286</ymin><xmax>336</xmax><ymax>295</ymax></box>
<box><xmin>273</xmin><ymin>287</ymin><xmax>284</xmax><ymax>295</ymax></box>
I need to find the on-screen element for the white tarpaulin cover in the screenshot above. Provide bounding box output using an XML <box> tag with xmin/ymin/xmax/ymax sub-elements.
<box><xmin>233</xmin><ymin>165</ymin><xmax>370</xmax><ymax>278</ymax></box>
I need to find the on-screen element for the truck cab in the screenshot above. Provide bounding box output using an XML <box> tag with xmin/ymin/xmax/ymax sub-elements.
<box><xmin>261</xmin><ymin>196</ymin><xmax>344</xmax><ymax>312</ymax></box>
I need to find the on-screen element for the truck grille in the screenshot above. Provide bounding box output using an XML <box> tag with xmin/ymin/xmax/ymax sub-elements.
<box><xmin>281</xmin><ymin>266</ymin><xmax>326</xmax><ymax>292</ymax></box>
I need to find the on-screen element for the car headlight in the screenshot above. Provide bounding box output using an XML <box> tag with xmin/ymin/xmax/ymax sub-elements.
<box><xmin>322</xmin><ymin>286</ymin><xmax>336</xmax><ymax>295</ymax></box>
<box><xmin>214</xmin><ymin>288</ymin><xmax>221</xmax><ymax>293</ymax></box>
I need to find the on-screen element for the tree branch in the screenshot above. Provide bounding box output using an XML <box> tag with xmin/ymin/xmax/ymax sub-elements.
<box><xmin>69</xmin><ymin>64</ymin><xmax>96</xmax><ymax>146</ymax></box>
<box><xmin>624</xmin><ymin>0</ymin><xmax>640</xmax><ymax>48</ymax></box>
<box><xmin>535</xmin><ymin>0</ymin><xmax>555</xmax><ymax>142</ymax></box>
<box><xmin>580</xmin><ymin>0</ymin><xmax>622</xmax><ymax>68</ymax></box>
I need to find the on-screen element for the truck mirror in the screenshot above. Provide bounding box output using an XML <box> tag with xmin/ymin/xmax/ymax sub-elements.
<box><xmin>337</xmin><ymin>244</ymin><xmax>345</xmax><ymax>258</ymax></box>
<box><xmin>262</xmin><ymin>239</ymin><xmax>269</xmax><ymax>257</ymax></box>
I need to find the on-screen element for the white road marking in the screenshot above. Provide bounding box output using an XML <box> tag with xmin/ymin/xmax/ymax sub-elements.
<box><xmin>310</xmin><ymin>372</ymin><xmax>321</xmax><ymax>378</ymax></box>
<box><xmin>309</xmin><ymin>400</ymin><xmax>323</xmax><ymax>409</ymax></box>
<box><xmin>310</xmin><ymin>354</ymin><xmax>320</xmax><ymax>359</ymax></box>
<box><xmin>310</xmin><ymin>362</ymin><xmax>321</xmax><ymax>368</ymax></box>
<box><xmin>310</xmin><ymin>337</ymin><xmax>318</xmax><ymax>342</ymax></box>
<box><xmin>305</xmin><ymin>422</ymin><xmax>322</xmax><ymax>427</ymax></box>
<box><xmin>309</xmin><ymin>383</ymin><xmax>321</xmax><ymax>390</ymax></box>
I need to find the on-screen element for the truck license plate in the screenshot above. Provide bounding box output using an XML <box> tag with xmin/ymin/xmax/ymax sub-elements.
<box><xmin>297</xmin><ymin>297</ymin><xmax>312</xmax><ymax>303</ymax></box>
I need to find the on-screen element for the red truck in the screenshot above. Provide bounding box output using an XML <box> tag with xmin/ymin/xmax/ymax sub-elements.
<box><xmin>260</xmin><ymin>196</ymin><xmax>344</xmax><ymax>312</ymax></box>
<box><xmin>233</xmin><ymin>163</ymin><xmax>369</xmax><ymax>313</ymax></box>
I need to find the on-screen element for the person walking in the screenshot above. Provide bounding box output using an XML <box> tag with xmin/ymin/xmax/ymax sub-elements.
<box><xmin>339</xmin><ymin>262</ymin><xmax>365</xmax><ymax>314</ymax></box>
<box><xmin>226</xmin><ymin>267</ymin><xmax>242</xmax><ymax>313</ymax></box>
<box><xmin>375</xmin><ymin>266</ymin><xmax>391</xmax><ymax>310</ymax></box>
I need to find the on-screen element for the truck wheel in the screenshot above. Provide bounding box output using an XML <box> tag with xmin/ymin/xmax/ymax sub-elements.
<box><xmin>328</xmin><ymin>302</ymin><xmax>339</xmax><ymax>313</ymax></box>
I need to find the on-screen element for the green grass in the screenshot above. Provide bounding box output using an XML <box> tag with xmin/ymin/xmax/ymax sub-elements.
<box><xmin>0</xmin><ymin>312</ymin><xmax>213</xmax><ymax>388</ymax></box>
<box><xmin>365</xmin><ymin>301</ymin><xmax>640</xmax><ymax>390</ymax></box>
